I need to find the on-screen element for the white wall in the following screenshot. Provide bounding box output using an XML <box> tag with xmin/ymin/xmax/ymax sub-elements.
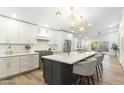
<box><xmin>118</xmin><ymin>9</ymin><xmax>124</xmax><ymax>70</ymax></box>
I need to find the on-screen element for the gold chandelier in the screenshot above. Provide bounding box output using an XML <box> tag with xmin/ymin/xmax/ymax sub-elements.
<box><xmin>69</xmin><ymin>7</ymin><xmax>85</xmax><ymax>32</ymax></box>
<box><xmin>69</xmin><ymin>7</ymin><xmax>76</xmax><ymax>27</ymax></box>
<box><xmin>80</xmin><ymin>16</ymin><xmax>84</xmax><ymax>31</ymax></box>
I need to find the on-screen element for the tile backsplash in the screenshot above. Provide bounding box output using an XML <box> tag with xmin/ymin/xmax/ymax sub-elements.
<box><xmin>0</xmin><ymin>44</ymin><xmax>28</xmax><ymax>55</ymax></box>
<box><xmin>0</xmin><ymin>41</ymin><xmax>50</xmax><ymax>55</ymax></box>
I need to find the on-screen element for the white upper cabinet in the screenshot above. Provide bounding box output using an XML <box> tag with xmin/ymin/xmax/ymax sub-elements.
<box><xmin>61</xmin><ymin>31</ymin><xmax>74</xmax><ymax>51</ymax></box>
<box><xmin>28</xmin><ymin>24</ymin><xmax>37</xmax><ymax>44</ymax></box>
<box><xmin>18</xmin><ymin>22</ymin><xmax>30</xmax><ymax>44</ymax></box>
<box><xmin>61</xmin><ymin>31</ymin><xmax>73</xmax><ymax>40</ymax></box>
<box><xmin>0</xmin><ymin>16</ymin><xmax>8</xmax><ymax>43</ymax></box>
<box><xmin>7</xmin><ymin>19</ymin><xmax>18</xmax><ymax>43</ymax></box>
<box><xmin>0</xmin><ymin>16</ymin><xmax>37</xmax><ymax>44</ymax></box>
<box><xmin>48</xmin><ymin>30</ymin><xmax>59</xmax><ymax>45</ymax></box>
<box><xmin>18</xmin><ymin>22</ymin><xmax>36</xmax><ymax>44</ymax></box>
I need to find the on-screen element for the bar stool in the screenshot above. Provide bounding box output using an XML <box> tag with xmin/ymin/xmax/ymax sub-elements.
<box><xmin>93</xmin><ymin>53</ymin><xmax>104</xmax><ymax>82</ymax></box>
<box><xmin>73</xmin><ymin>58</ymin><xmax>97</xmax><ymax>85</ymax></box>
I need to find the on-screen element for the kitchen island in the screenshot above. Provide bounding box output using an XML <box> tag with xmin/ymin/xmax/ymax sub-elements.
<box><xmin>42</xmin><ymin>52</ymin><xmax>97</xmax><ymax>85</ymax></box>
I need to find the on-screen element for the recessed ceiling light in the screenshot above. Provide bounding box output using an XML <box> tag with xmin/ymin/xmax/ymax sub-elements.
<box><xmin>11</xmin><ymin>13</ymin><xmax>17</xmax><ymax>18</ymax></box>
<box><xmin>71</xmin><ymin>31</ymin><xmax>74</xmax><ymax>32</ymax></box>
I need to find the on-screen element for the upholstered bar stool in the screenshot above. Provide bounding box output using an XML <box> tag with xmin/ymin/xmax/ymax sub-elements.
<box><xmin>73</xmin><ymin>58</ymin><xmax>97</xmax><ymax>85</ymax></box>
<box><xmin>92</xmin><ymin>53</ymin><xmax>104</xmax><ymax>82</ymax></box>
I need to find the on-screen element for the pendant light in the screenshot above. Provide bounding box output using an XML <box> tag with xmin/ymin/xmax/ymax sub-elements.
<box><xmin>69</xmin><ymin>7</ymin><xmax>76</xmax><ymax>27</ymax></box>
<box><xmin>80</xmin><ymin>16</ymin><xmax>84</xmax><ymax>31</ymax></box>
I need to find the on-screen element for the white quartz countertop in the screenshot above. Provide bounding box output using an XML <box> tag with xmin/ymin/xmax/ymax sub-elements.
<box><xmin>0</xmin><ymin>52</ymin><xmax>39</xmax><ymax>58</ymax></box>
<box><xmin>42</xmin><ymin>52</ymin><xmax>97</xmax><ymax>64</ymax></box>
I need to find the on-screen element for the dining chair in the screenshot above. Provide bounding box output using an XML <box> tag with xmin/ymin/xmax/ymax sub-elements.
<box><xmin>73</xmin><ymin>58</ymin><xmax>97</xmax><ymax>85</ymax></box>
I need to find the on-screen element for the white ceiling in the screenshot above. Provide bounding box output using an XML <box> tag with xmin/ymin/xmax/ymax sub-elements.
<box><xmin>0</xmin><ymin>7</ymin><xmax>123</xmax><ymax>37</ymax></box>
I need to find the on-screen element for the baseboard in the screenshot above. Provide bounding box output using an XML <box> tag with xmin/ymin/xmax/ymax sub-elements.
<box><xmin>0</xmin><ymin>68</ymin><xmax>39</xmax><ymax>80</ymax></box>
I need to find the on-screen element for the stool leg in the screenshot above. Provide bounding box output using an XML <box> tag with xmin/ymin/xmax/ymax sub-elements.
<box><xmin>73</xmin><ymin>74</ymin><xmax>78</xmax><ymax>85</ymax></box>
<box><xmin>91</xmin><ymin>75</ymin><xmax>95</xmax><ymax>85</ymax></box>
<box><xmin>98</xmin><ymin>65</ymin><xmax>102</xmax><ymax>78</ymax></box>
<box><xmin>101</xmin><ymin>63</ymin><xmax>103</xmax><ymax>74</ymax></box>
<box><xmin>96</xmin><ymin>66</ymin><xmax>99</xmax><ymax>82</ymax></box>
<box><xmin>87</xmin><ymin>76</ymin><xmax>90</xmax><ymax>85</ymax></box>
<box><xmin>80</xmin><ymin>75</ymin><xmax>82</xmax><ymax>84</ymax></box>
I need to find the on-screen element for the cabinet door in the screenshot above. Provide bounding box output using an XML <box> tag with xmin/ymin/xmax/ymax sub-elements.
<box><xmin>27</xmin><ymin>24</ymin><xmax>37</xmax><ymax>44</ymax></box>
<box><xmin>0</xmin><ymin>16</ymin><xmax>8</xmax><ymax>43</ymax></box>
<box><xmin>43</xmin><ymin>59</ymin><xmax>52</xmax><ymax>84</ymax></box>
<box><xmin>32</xmin><ymin>54</ymin><xmax>39</xmax><ymax>68</ymax></box>
<box><xmin>49</xmin><ymin>30</ymin><xmax>59</xmax><ymax>45</ymax></box>
<box><xmin>19</xmin><ymin>55</ymin><xmax>30</xmax><ymax>72</ymax></box>
<box><xmin>7</xmin><ymin>19</ymin><xmax>18</xmax><ymax>43</ymax></box>
<box><xmin>20</xmin><ymin>54</ymin><xmax>39</xmax><ymax>72</ymax></box>
<box><xmin>0</xmin><ymin>58</ymin><xmax>7</xmax><ymax>78</ymax></box>
<box><xmin>7</xmin><ymin>57</ymin><xmax>19</xmax><ymax>76</ymax></box>
<box><xmin>18</xmin><ymin>22</ymin><xmax>37</xmax><ymax>44</ymax></box>
<box><xmin>18</xmin><ymin>22</ymin><xmax>29</xmax><ymax>44</ymax></box>
<box><xmin>52</xmin><ymin>61</ymin><xmax>62</xmax><ymax>84</ymax></box>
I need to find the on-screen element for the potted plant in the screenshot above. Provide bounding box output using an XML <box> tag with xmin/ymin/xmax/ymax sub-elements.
<box><xmin>111</xmin><ymin>43</ymin><xmax>119</xmax><ymax>56</ymax></box>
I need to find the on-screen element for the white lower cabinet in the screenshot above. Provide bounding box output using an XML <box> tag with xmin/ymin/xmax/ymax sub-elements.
<box><xmin>0</xmin><ymin>54</ymin><xmax>39</xmax><ymax>78</ymax></box>
<box><xmin>20</xmin><ymin>54</ymin><xmax>39</xmax><ymax>72</ymax></box>
<box><xmin>7</xmin><ymin>57</ymin><xmax>19</xmax><ymax>76</ymax></box>
<box><xmin>0</xmin><ymin>58</ymin><xmax>7</xmax><ymax>78</ymax></box>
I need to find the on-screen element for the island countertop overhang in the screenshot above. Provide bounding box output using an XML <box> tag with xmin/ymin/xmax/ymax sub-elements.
<box><xmin>42</xmin><ymin>52</ymin><xmax>97</xmax><ymax>65</ymax></box>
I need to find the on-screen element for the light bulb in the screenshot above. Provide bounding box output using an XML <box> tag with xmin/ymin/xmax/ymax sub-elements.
<box><xmin>80</xmin><ymin>27</ymin><xmax>84</xmax><ymax>31</ymax></box>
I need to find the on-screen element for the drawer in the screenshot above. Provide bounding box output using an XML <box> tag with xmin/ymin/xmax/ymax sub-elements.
<box><xmin>20</xmin><ymin>63</ymin><xmax>38</xmax><ymax>72</ymax></box>
<box><xmin>20</xmin><ymin>61</ymin><xmax>39</xmax><ymax>67</ymax></box>
<box><xmin>0</xmin><ymin>58</ymin><xmax>8</xmax><ymax>62</ymax></box>
<box><xmin>33</xmin><ymin>55</ymin><xmax>39</xmax><ymax>59</ymax></box>
<box><xmin>20</xmin><ymin>55</ymin><xmax>34</xmax><ymax>60</ymax></box>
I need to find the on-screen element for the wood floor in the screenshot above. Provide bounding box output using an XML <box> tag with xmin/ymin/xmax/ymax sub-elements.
<box><xmin>0</xmin><ymin>55</ymin><xmax>124</xmax><ymax>85</ymax></box>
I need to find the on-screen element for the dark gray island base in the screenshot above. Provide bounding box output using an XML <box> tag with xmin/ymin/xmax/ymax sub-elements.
<box><xmin>42</xmin><ymin>52</ymin><xmax>97</xmax><ymax>85</ymax></box>
<box><xmin>43</xmin><ymin>59</ymin><xmax>73</xmax><ymax>85</ymax></box>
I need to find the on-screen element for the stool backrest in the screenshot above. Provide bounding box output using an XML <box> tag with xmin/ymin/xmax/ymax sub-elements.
<box><xmin>93</xmin><ymin>54</ymin><xmax>103</xmax><ymax>63</ymax></box>
<box><xmin>73</xmin><ymin>58</ymin><xmax>97</xmax><ymax>76</ymax></box>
